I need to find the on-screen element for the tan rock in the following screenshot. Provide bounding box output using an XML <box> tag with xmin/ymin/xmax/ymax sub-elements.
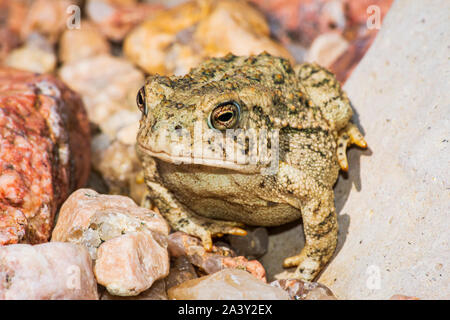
<box><xmin>124</xmin><ymin>0</ymin><xmax>293</xmax><ymax>75</ymax></box>
<box><xmin>5</xmin><ymin>34</ymin><xmax>56</xmax><ymax>73</ymax></box>
<box><xmin>58</xmin><ymin>54</ymin><xmax>144</xmax><ymax>136</ymax></box>
<box><xmin>59</xmin><ymin>20</ymin><xmax>111</xmax><ymax>64</ymax></box>
<box><xmin>0</xmin><ymin>242</ymin><xmax>98</xmax><ymax>300</ymax></box>
<box><xmin>91</xmin><ymin>139</ymin><xmax>145</xmax><ymax>204</ymax></box>
<box><xmin>168</xmin><ymin>269</ymin><xmax>290</xmax><ymax>300</ymax></box>
<box><xmin>94</xmin><ymin>231</ymin><xmax>169</xmax><ymax>296</ymax></box>
<box><xmin>86</xmin><ymin>0</ymin><xmax>163</xmax><ymax>41</ymax></box>
<box><xmin>52</xmin><ymin>188</ymin><xmax>169</xmax><ymax>258</ymax></box>
<box><xmin>306</xmin><ymin>32</ymin><xmax>349</xmax><ymax>68</ymax></box>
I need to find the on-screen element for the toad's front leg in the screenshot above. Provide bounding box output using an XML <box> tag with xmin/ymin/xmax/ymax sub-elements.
<box><xmin>279</xmin><ymin>190</ymin><xmax>338</xmax><ymax>281</ymax></box>
<box><xmin>140</xmin><ymin>156</ymin><xmax>246</xmax><ymax>251</ymax></box>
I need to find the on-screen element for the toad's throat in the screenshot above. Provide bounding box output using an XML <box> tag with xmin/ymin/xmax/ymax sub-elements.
<box><xmin>137</xmin><ymin>143</ymin><xmax>273</xmax><ymax>174</ymax></box>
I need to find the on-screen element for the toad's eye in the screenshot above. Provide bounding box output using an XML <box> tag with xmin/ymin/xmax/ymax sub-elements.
<box><xmin>208</xmin><ymin>101</ymin><xmax>241</xmax><ymax>131</ymax></box>
<box><xmin>136</xmin><ymin>87</ymin><xmax>147</xmax><ymax>115</ymax></box>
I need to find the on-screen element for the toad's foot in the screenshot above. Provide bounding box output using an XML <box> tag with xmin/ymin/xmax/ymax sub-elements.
<box><xmin>281</xmin><ymin>193</ymin><xmax>338</xmax><ymax>281</ymax></box>
<box><xmin>337</xmin><ymin>123</ymin><xmax>367</xmax><ymax>172</ymax></box>
<box><xmin>194</xmin><ymin>218</ymin><xmax>247</xmax><ymax>251</ymax></box>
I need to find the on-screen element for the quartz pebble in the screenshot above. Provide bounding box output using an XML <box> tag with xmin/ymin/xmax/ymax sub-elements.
<box><xmin>168</xmin><ymin>269</ymin><xmax>290</xmax><ymax>300</ymax></box>
<box><xmin>270</xmin><ymin>279</ymin><xmax>337</xmax><ymax>300</ymax></box>
<box><xmin>94</xmin><ymin>231</ymin><xmax>169</xmax><ymax>296</ymax></box>
<box><xmin>0</xmin><ymin>242</ymin><xmax>98</xmax><ymax>300</ymax></box>
<box><xmin>51</xmin><ymin>189</ymin><xmax>170</xmax><ymax>296</ymax></box>
<box><xmin>228</xmin><ymin>227</ymin><xmax>269</xmax><ymax>259</ymax></box>
<box><xmin>52</xmin><ymin>188</ymin><xmax>169</xmax><ymax>257</ymax></box>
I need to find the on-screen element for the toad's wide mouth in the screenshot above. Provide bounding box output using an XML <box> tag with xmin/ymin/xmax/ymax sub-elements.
<box><xmin>137</xmin><ymin>143</ymin><xmax>266</xmax><ymax>174</ymax></box>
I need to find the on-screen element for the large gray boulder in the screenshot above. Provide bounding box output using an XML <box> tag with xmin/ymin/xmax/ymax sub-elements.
<box><xmin>317</xmin><ymin>0</ymin><xmax>449</xmax><ymax>299</ymax></box>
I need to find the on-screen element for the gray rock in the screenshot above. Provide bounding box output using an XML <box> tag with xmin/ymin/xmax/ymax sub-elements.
<box><xmin>228</xmin><ymin>227</ymin><xmax>269</xmax><ymax>259</ymax></box>
<box><xmin>317</xmin><ymin>0</ymin><xmax>450</xmax><ymax>299</ymax></box>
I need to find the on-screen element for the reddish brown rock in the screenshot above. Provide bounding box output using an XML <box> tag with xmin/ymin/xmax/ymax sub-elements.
<box><xmin>165</xmin><ymin>256</ymin><xmax>198</xmax><ymax>290</ymax></box>
<box><xmin>168</xmin><ymin>268</ymin><xmax>289</xmax><ymax>300</ymax></box>
<box><xmin>0</xmin><ymin>68</ymin><xmax>91</xmax><ymax>245</ymax></box>
<box><xmin>168</xmin><ymin>231</ymin><xmax>266</xmax><ymax>281</ymax></box>
<box><xmin>270</xmin><ymin>279</ymin><xmax>337</xmax><ymax>300</ymax></box>
<box><xmin>94</xmin><ymin>231</ymin><xmax>169</xmax><ymax>296</ymax></box>
<box><xmin>0</xmin><ymin>242</ymin><xmax>98</xmax><ymax>300</ymax></box>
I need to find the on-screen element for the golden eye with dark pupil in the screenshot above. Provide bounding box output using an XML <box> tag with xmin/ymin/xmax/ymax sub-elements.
<box><xmin>136</xmin><ymin>87</ymin><xmax>147</xmax><ymax>115</ymax></box>
<box><xmin>209</xmin><ymin>101</ymin><xmax>240</xmax><ymax>130</ymax></box>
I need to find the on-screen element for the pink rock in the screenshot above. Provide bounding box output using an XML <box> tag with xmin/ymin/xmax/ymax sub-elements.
<box><xmin>94</xmin><ymin>231</ymin><xmax>169</xmax><ymax>296</ymax></box>
<box><xmin>52</xmin><ymin>188</ymin><xmax>169</xmax><ymax>257</ymax></box>
<box><xmin>0</xmin><ymin>242</ymin><xmax>98</xmax><ymax>300</ymax></box>
<box><xmin>168</xmin><ymin>268</ymin><xmax>289</xmax><ymax>300</ymax></box>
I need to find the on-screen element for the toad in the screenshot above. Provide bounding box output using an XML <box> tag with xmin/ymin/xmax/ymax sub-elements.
<box><xmin>136</xmin><ymin>52</ymin><xmax>366</xmax><ymax>280</ymax></box>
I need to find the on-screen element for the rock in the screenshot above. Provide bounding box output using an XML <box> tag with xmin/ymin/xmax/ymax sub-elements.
<box><xmin>168</xmin><ymin>231</ymin><xmax>266</xmax><ymax>281</ymax></box>
<box><xmin>270</xmin><ymin>279</ymin><xmax>337</xmax><ymax>300</ymax></box>
<box><xmin>86</xmin><ymin>0</ymin><xmax>164</xmax><ymax>41</ymax></box>
<box><xmin>5</xmin><ymin>33</ymin><xmax>56</xmax><ymax>73</ymax></box>
<box><xmin>316</xmin><ymin>0</ymin><xmax>450</xmax><ymax>299</ymax></box>
<box><xmin>228</xmin><ymin>227</ymin><xmax>269</xmax><ymax>259</ymax></box>
<box><xmin>58</xmin><ymin>54</ymin><xmax>144</xmax><ymax>137</ymax></box>
<box><xmin>52</xmin><ymin>188</ymin><xmax>169</xmax><ymax>258</ymax></box>
<box><xmin>19</xmin><ymin>0</ymin><xmax>77</xmax><ymax>44</ymax></box>
<box><xmin>51</xmin><ymin>189</ymin><xmax>170</xmax><ymax>296</ymax></box>
<box><xmin>101</xmin><ymin>279</ymin><xmax>168</xmax><ymax>300</ymax></box>
<box><xmin>91</xmin><ymin>139</ymin><xmax>146</xmax><ymax>204</ymax></box>
<box><xmin>0</xmin><ymin>68</ymin><xmax>91</xmax><ymax>245</ymax></box>
<box><xmin>165</xmin><ymin>256</ymin><xmax>198</xmax><ymax>290</ymax></box>
<box><xmin>59</xmin><ymin>21</ymin><xmax>111</xmax><ymax>64</ymax></box>
<box><xmin>306</xmin><ymin>32</ymin><xmax>349</xmax><ymax>68</ymax></box>
<box><xmin>222</xmin><ymin>256</ymin><xmax>266</xmax><ymax>282</ymax></box>
<box><xmin>168</xmin><ymin>269</ymin><xmax>290</xmax><ymax>300</ymax></box>
<box><xmin>389</xmin><ymin>295</ymin><xmax>420</xmax><ymax>300</ymax></box>
<box><xmin>124</xmin><ymin>0</ymin><xmax>293</xmax><ymax>75</ymax></box>
<box><xmin>94</xmin><ymin>231</ymin><xmax>169</xmax><ymax>296</ymax></box>
<box><xmin>0</xmin><ymin>242</ymin><xmax>98</xmax><ymax>300</ymax></box>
